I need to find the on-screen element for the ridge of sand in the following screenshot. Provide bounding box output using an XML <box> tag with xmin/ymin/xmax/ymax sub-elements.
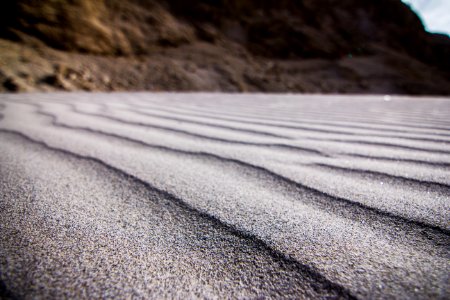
<box><xmin>0</xmin><ymin>93</ymin><xmax>449</xmax><ymax>299</ymax></box>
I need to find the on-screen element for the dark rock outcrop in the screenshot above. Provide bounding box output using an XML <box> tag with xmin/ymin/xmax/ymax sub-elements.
<box><xmin>0</xmin><ymin>0</ymin><xmax>448</xmax><ymax>94</ymax></box>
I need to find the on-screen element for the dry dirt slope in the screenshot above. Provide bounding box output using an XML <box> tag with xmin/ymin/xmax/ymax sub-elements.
<box><xmin>0</xmin><ymin>0</ymin><xmax>449</xmax><ymax>94</ymax></box>
<box><xmin>0</xmin><ymin>93</ymin><xmax>449</xmax><ymax>299</ymax></box>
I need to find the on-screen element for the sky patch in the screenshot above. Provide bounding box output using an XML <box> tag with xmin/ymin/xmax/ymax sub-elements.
<box><xmin>402</xmin><ymin>0</ymin><xmax>450</xmax><ymax>35</ymax></box>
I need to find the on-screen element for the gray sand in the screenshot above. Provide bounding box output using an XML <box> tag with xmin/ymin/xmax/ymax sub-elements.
<box><xmin>0</xmin><ymin>93</ymin><xmax>449</xmax><ymax>299</ymax></box>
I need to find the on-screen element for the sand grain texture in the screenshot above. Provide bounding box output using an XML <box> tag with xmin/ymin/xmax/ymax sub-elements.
<box><xmin>0</xmin><ymin>93</ymin><xmax>449</xmax><ymax>299</ymax></box>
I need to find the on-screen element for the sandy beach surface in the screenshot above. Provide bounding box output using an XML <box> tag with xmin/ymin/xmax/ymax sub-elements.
<box><xmin>0</xmin><ymin>93</ymin><xmax>449</xmax><ymax>299</ymax></box>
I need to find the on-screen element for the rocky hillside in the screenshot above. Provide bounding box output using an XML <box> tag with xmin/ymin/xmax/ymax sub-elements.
<box><xmin>0</xmin><ymin>0</ymin><xmax>449</xmax><ymax>94</ymax></box>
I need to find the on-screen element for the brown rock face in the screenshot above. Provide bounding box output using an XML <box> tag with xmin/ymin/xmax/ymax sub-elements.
<box><xmin>0</xmin><ymin>0</ymin><xmax>196</xmax><ymax>55</ymax></box>
<box><xmin>0</xmin><ymin>0</ymin><xmax>449</xmax><ymax>94</ymax></box>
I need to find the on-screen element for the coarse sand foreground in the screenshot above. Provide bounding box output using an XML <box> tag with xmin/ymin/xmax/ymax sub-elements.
<box><xmin>0</xmin><ymin>93</ymin><xmax>449</xmax><ymax>299</ymax></box>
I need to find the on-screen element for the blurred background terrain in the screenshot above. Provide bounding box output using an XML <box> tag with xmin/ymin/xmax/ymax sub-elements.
<box><xmin>0</xmin><ymin>0</ymin><xmax>449</xmax><ymax>94</ymax></box>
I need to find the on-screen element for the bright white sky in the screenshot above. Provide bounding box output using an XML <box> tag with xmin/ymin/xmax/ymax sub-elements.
<box><xmin>402</xmin><ymin>0</ymin><xmax>450</xmax><ymax>35</ymax></box>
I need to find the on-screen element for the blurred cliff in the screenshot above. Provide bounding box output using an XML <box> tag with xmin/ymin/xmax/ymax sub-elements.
<box><xmin>0</xmin><ymin>0</ymin><xmax>449</xmax><ymax>94</ymax></box>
